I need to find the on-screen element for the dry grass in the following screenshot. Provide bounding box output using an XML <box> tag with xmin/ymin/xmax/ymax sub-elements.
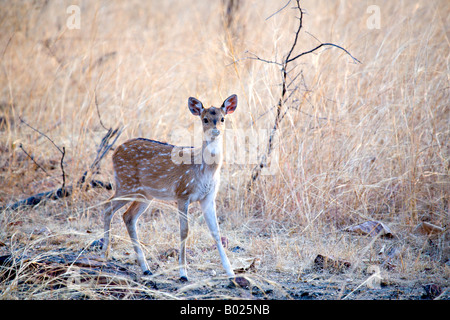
<box><xmin>0</xmin><ymin>0</ymin><xmax>449</xmax><ymax>300</ymax></box>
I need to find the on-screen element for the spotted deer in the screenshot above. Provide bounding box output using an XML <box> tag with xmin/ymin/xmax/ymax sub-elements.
<box><xmin>100</xmin><ymin>94</ymin><xmax>238</xmax><ymax>281</ymax></box>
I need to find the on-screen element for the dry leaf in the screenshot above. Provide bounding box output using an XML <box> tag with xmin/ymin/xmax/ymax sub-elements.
<box><xmin>159</xmin><ymin>248</ymin><xmax>178</xmax><ymax>261</ymax></box>
<box><xmin>414</xmin><ymin>222</ymin><xmax>445</xmax><ymax>237</ymax></box>
<box><xmin>233</xmin><ymin>257</ymin><xmax>260</xmax><ymax>274</ymax></box>
<box><xmin>313</xmin><ymin>254</ymin><xmax>351</xmax><ymax>273</ymax></box>
<box><xmin>345</xmin><ymin>220</ymin><xmax>395</xmax><ymax>238</ymax></box>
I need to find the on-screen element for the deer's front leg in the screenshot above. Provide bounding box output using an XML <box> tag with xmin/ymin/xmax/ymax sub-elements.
<box><xmin>200</xmin><ymin>193</ymin><xmax>235</xmax><ymax>277</ymax></box>
<box><xmin>178</xmin><ymin>199</ymin><xmax>190</xmax><ymax>281</ymax></box>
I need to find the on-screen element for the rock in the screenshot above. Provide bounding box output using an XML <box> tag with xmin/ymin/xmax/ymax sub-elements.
<box><xmin>89</xmin><ymin>238</ymin><xmax>104</xmax><ymax>250</ymax></box>
<box><xmin>230</xmin><ymin>276</ymin><xmax>250</xmax><ymax>289</ymax></box>
<box><xmin>230</xmin><ymin>246</ymin><xmax>245</xmax><ymax>253</ymax></box>
<box><xmin>422</xmin><ymin>284</ymin><xmax>442</xmax><ymax>299</ymax></box>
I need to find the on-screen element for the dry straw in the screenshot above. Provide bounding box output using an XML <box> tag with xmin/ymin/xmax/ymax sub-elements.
<box><xmin>0</xmin><ymin>0</ymin><xmax>448</xmax><ymax>299</ymax></box>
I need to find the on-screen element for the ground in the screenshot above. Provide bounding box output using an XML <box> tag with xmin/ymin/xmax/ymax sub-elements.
<box><xmin>1</xmin><ymin>198</ymin><xmax>448</xmax><ymax>300</ymax></box>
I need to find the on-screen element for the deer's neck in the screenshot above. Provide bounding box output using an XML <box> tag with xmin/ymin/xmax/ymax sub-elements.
<box><xmin>201</xmin><ymin>136</ymin><xmax>223</xmax><ymax>173</ymax></box>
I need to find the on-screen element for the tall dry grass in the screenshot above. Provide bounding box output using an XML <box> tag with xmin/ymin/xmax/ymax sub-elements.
<box><xmin>0</xmin><ymin>0</ymin><xmax>448</xmax><ymax>299</ymax></box>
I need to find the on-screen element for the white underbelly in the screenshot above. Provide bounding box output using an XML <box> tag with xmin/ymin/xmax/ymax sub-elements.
<box><xmin>136</xmin><ymin>185</ymin><xmax>177</xmax><ymax>201</ymax></box>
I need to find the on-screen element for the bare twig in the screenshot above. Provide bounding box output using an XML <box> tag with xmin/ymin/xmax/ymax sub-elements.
<box><xmin>245</xmin><ymin>51</ymin><xmax>283</xmax><ymax>66</ymax></box>
<box><xmin>283</xmin><ymin>1</ymin><xmax>303</xmax><ymax>65</ymax></box>
<box><xmin>78</xmin><ymin>126</ymin><xmax>123</xmax><ymax>190</ymax></box>
<box><xmin>94</xmin><ymin>92</ymin><xmax>108</xmax><ymax>131</ymax></box>
<box><xmin>248</xmin><ymin>1</ymin><xmax>303</xmax><ymax>187</ymax></box>
<box><xmin>287</xmin><ymin>42</ymin><xmax>362</xmax><ymax>64</ymax></box>
<box><xmin>222</xmin><ymin>0</ymin><xmax>240</xmax><ymax>29</ymax></box>
<box><xmin>19</xmin><ymin>117</ymin><xmax>64</xmax><ymax>154</ymax></box>
<box><xmin>18</xmin><ymin>143</ymin><xmax>48</xmax><ymax>173</ymax></box>
<box><xmin>247</xmin><ymin>0</ymin><xmax>360</xmax><ymax>188</ymax></box>
<box><xmin>19</xmin><ymin>117</ymin><xmax>67</xmax><ymax>193</ymax></box>
<box><xmin>266</xmin><ymin>0</ymin><xmax>292</xmax><ymax>21</ymax></box>
<box><xmin>60</xmin><ymin>146</ymin><xmax>66</xmax><ymax>192</ymax></box>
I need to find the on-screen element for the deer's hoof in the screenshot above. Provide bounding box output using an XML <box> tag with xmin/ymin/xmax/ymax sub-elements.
<box><xmin>143</xmin><ymin>270</ymin><xmax>153</xmax><ymax>276</ymax></box>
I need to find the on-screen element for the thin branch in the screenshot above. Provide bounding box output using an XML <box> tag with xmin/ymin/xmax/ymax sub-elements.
<box><xmin>60</xmin><ymin>146</ymin><xmax>66</xmax><ymax>192</ymax></box>
<box><xmin>264</xmin><ymin>1</ymin><xmax>303</xmax><ymax>163</ymax></box>
<box><xmin>18</xmin><ymin>143</ymin><xmax>48</xmax><ymax>173</ymax></box>
<box><xmin>265</xmin><ymin>0</ymin><xmax>292</xmax><ymax>21</ymax></box>
<box><xmin>91</xmin><ymin>127</ymin><xmax>123</xmax><ymax>171</ymax></box>
<box><xmin>287</xmin><ymin>42</ymin><xmax>362</xmax><ymax>64</ymax></box>
<box><xmin>285</xmin><ymin>69</ymin><xmax>303</xmax><ymax>90</ymax></box>
<box><xmin>19</xmin><ymin>116</ymin><xmax>67</xmax><ymax>192</ymax></box>
<box><xmin>249</xmin><ymin>1</ymin><xmax>304</xmax><ymax>186</ymax></box>
<box><xmin>244</xmin><ymin>51</ymin><xmax>283</xmax><ymax>66</ymax></box>
<box><xmin>248</xmin><ymin>0</ymin><xmax>360</xmax><ymax>188</ymax></box>
<box><xmin>1</xmin><ymin>32</ymin><xmax>14</xmax><ymax>59</ymax></box>
<box><xmin>94</xmin><ymin>92</ymin><xmax>108</xmax><ymax>131</ymax></box>
<box><xmin>284</xmin><ymin>1</ymin><xmax>303</xmax><ymax>64</ymax></box>
<box><xmin>19</xmin><ymin>117</ymin><xmax>64</xmax><ymax>154</ymax></box>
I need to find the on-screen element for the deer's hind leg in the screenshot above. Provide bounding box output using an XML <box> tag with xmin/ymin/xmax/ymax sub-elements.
<box><xmin>122</xmin><ymin>200</ymin><xmax>152</xmax><ymax>275</ymax></box>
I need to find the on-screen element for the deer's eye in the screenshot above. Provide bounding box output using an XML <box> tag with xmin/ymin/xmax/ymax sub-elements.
<box><xmin>221</xmin><ymin>117</ymin><xmax>225</xmax><ymax>122</ymax></box>
<box><xmin>203</xmin><ymin>118</ymin><xmax>209</xmax><ymax>124</ymax></box>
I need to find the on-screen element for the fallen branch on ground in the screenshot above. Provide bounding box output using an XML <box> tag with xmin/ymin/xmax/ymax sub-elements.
<box><xmin>0</xmin><ymin>252</ymin><xmax>137</xmax><ymax>285</ymax></box>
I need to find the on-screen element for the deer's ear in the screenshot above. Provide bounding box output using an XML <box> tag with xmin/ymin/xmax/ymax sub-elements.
<box><xmin>188</xmin><ymin>97</ymin><xmax>204</xmax><ymax>116</ymax></box>
<box><xmin>221</xmin><ymin>94</ymin><xmax>237</xmax><ymax>115</ymax></box>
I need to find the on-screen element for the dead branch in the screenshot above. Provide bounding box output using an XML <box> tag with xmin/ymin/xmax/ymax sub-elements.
<box><xmin>3</xmin><ymin>179</ymin><xmax>113</xmax><ymax>211</ymax></box>
<box><xmin>3</xmin><ymin>91</ymin><xmax>124</xmax><ymax>211</ymax></box>
<box><xmin>18</xmin><ymin>143</ymin><xmax>48</xmax><ymax>173</ymax></box>
<box><xmin>78</xmin><ymin>126</ymin><xmax>123</xmax><ymax>190</ymax></box>
<box><xmin>2</xmin><ymin>125</ymin><xmax>122</xmax><ymax>211</ymax></box>
<box><xmin>222</xmin><ymin>0</ymin><xmax>240</xmax><ymax>30</ymax></box>
<box><xmin>245</xmin><ymin>51</ymin><xmax>283</xmax><ymax>66</ymax></box>
<box><xmin>247</xmin><ymin>0</ymin><xmax>360</xmax><ymax>189</ymax></box>
<box><xmin>19</xmin><ymin>117</ymin><xmax>67</xmax><ymax>193</ymax></box>
<box><xmin>287</xmin><ymin>42</ymin><xmax>361</xmax><ymax>64</ymax></box>
<box><xmin>94</xmin><ymin>92</ymin><xmax>108</xmax><ymax>131</ymax></box>
<box><xmin>265</xmin><ymin>0</ymin><xmax>292</xmax><ymax>21</ymax></box>
<box><xmin>0</xmin><ymin>252</ymin><xmax>137</xmax><ymax>284</ymax></box>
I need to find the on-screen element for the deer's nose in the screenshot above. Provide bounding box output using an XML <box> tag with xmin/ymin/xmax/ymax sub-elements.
<box><xmin>211</xmin><ymin>128</ymin><xmax>220</xmax><ymax>136</ymax></box>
